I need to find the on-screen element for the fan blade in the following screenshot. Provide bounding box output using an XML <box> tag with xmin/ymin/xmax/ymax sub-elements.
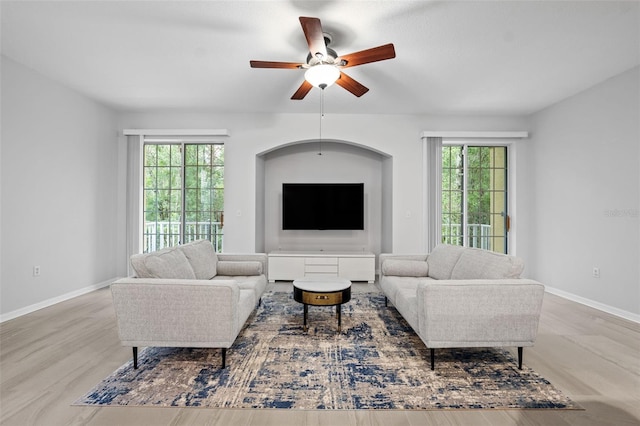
<box><xmin>291</xmin><ymin>80</ymin><xmax>314</xmax><ymax>100</ymax></box>
<box><xmin>250</xmin><ymin>60</ymin><xmax>303</xmax><ymax>69</ymax></box>
<box><xmin>299</xmin><ymin>17</ymin><xmax>327</xmax><ymax>60</ymax></box>
<box><xmin>337</xmin><ymin>43</ymin><xmax>396</xmax><ymax>68</ymax></box>
<box><xmin>335</xmin><ymin>72</ymin><xmax>369</xmax><ymax>97</ymax></box>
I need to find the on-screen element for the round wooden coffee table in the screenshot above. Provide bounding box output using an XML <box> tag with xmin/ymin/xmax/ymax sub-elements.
<box><xmin>293</xmin><ymin>277</ymin><xmax>352</xmax><ymax>332</ymax></box>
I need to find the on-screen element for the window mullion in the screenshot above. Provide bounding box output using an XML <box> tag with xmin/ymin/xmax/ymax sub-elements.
<box><xmin>180</xmin><ymin>143</ymin><xmax>186</xmax><ymax>245</ymax></box>
<box><xmin>462</xmin><ymin>145</ymin><xmax>469</xmax><ymax>248</ymax></box>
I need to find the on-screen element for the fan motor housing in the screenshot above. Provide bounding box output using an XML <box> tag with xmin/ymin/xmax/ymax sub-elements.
<box><xmin>306</xmin><ymin>34</ymin><xmax>338</xmax><ymax>66</ymax></box>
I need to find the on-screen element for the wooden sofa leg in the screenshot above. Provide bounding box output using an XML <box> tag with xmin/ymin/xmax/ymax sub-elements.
<box><xmin>518</xmin><ymin>347</ymin><xmax>523</xmax><ymax>370</ymax></box>
<box><xmin>385</xmin><ymin>296</ymin><xmax>388</xmax><ymax>307</ymax></box>
<box><xmin>133</xmin><ymin>347</ymin><xmax>138</xmax><ymax>369</ymax></box>
<box><xmin>221</xmin><ymin>348</ymin><xmax>227</xmax><ymax>369</ymax></box>
<box><xmin>430</xmin><ymin>348</ymin><xmax>435</xmax><ymax>370</ymax></box>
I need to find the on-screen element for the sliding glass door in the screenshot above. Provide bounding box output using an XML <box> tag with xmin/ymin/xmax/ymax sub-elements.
<box><xmin>143</xmin><ymin>143</ymin><xmax>224</xmax><ymax>253</ymax></box>
<box><xmin>441</xmin><ymin>145</ymin><xmax>508</xmax><ymax>254</ymax></box>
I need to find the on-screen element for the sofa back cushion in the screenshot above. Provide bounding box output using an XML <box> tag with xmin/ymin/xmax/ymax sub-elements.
<box><xmin>427</xmin><ymin>244</ymin><xmax>466</xmax><ymax>279</ymax></box>
<box><xmin>450</xmin><ymin>247</ymin><xmax>524</xmax><ymax>279</ymax></box>
<box><xmin>178</xmin><ymin>239</ymin><xmax>218</xmax><ymax>279</ymax></box>
<box><xmin>130</xmin><ymin>248</ymin><xmax>196</xmax><ymax>279</ymax></box>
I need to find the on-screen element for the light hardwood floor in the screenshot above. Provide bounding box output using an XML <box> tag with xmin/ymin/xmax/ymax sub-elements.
<box><xmin>1</xmin><ymin>281</ymin><xmax>639</xmax><ymax>426</ymax></box>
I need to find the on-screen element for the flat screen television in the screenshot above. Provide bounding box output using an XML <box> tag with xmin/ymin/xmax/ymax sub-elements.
<box><xmin>282</xmin><ymin>183</ymin><xmax>364</xmax><ymax>230</ymax></box>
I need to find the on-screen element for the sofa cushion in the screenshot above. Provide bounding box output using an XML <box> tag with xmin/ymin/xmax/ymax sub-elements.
<box><xmin>382</xmin><ymin>259</ymin><xmax>429</xmax><ymax>277</ymax></box>
<box><xmin>427</xmin><ymin>244</ymin><xmax>466</xmax><ymax>280</ymax></box>
<box><xmin>450</xmin><ymin>248</ymin><xmax>524</xmax><ymax>279</ymax></box>
<box><xmin>131</xmin><ymin>248</ymin><xmax>196</xmax><ymax>279</ymax></box>
<box><xmin>216</xmin><ymin>261</ymin><xmax>263</xmax><ymax>276</ymax></box>
<box><xmin>214</xmin><ymin>275</ymin><xmax>267</xmax><ymax>309</ymax></box>
<box><xmin>178</xmin><ymin>240</ymin><xmax>218</xmax><ymax>279</ymax></box>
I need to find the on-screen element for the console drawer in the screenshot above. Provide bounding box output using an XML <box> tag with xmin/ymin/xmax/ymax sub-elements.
<box><xmin>306</xmin><ymin>265</ymin><xmax>339</xmax><ymax>274</ymax></box>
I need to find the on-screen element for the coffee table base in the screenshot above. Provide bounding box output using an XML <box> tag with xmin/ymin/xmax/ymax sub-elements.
<box><xmin>301</xmin><ymin>303</ymin><xmax>343</xmax><ymax>332</ymax></box>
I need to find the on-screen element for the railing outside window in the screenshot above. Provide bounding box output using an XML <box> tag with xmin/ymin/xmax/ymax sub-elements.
<box><xmin>441</xmin><ymin>224</ymin><xmax>492</xmax><ymax>250</ymax></box>
<box><xmin>144</xmin><ymin>220</ymin><xmax>224</xmax><ymax>252</ymax></box>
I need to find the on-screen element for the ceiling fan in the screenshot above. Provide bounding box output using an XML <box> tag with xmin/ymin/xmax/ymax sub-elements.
<box><xmin>250</xmin><ymin>17</ymin><xmax>396</xmax><ymax>100</ymax></box>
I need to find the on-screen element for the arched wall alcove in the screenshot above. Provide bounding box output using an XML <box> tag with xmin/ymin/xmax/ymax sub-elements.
<box><xmin>255</xmin><ymin>139</ymin><xmax>393</xmax><ymax>256</ymax></box>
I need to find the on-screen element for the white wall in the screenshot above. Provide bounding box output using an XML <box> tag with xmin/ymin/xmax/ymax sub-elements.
<box><xmin>1</xmin><ymin>56</ymin><xmax>120</xmax><ymax>319</ymax></box>
<box><xmin>118</xmin><ymin>110</ymin><xmax>528</xmax><ymax>256</ymax></box>
<box><xmin>524</xmin><ymin>66</ymin><xmax>640</xmax><ymax>316</ymax></box>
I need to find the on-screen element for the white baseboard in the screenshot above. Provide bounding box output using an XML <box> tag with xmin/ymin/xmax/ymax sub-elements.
<box><xmin>0</xmin><ymin>277</ymin><xmax>117</xmax><ymax>323</ymax></box>
<box><xmin>545</xmin><ymin>286</ymin><xmax>640</xmax><ymax>324</ymax></box>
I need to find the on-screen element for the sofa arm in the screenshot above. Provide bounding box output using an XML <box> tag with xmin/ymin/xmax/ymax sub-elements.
<box><xmin>416</xmin><ymin>279</ymin><xmax>545</xmax><ymax>348</ymax></box>
<box><xmin>110</xmin><ymin>278</ymin><xmax>241</xmax><ymax>347</ymax></box>
<box><xmin>216</xmin><ymin>261</ymin><xmax>263</xmax><ymax>276</ymax></box>
<box><xmin>379</xmin><ymin>254</ymin><xmax>428</xmax><ymax>275</ymax></box>
<box><xmin>216</xmin><ymin>253</ymin><xmax>268</xmax><ymax>277</ymax></box>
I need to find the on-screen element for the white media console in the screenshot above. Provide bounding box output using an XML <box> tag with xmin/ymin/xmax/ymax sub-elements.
<box><xmin>268</xmin><ymin>251</ymin><xmax>376</xmax><ymax>283</ymax></box>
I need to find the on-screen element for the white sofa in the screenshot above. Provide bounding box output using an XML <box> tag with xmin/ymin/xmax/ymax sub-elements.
<box><xmin>111</xmin><ymin>239</ymin><xmax>267</xmax><ymax>369</ymax></box>
<box><xmin>379</xmin><ymin>244</ymin><xmax>545</xmax><ymax>370</ymax></box>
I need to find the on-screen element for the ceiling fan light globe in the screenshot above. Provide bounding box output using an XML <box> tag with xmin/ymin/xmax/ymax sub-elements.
<box><xmin>305</xmin><ymin>64</ymin><xmax>340</xmax><ymax>89</ymax></box>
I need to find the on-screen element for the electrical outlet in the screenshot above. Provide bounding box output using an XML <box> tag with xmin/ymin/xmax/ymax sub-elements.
<box><xmin>33</xmin><ymin>266</ymin><xmax>41</xmax><ymax>277</ymax></box>
<box><xmin>592</xmin><ymin>267</ymin><xmax>600</xmax><ymax>278</ymax></box>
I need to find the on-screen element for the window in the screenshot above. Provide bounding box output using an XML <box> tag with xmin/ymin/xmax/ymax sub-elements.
<box><xmin>143</xmin><ymin>143</ymin><xmax>224</xmax><ymax>253</ymax></box>
<box><xmin>441</xmin><ymin>145</ymin><xmax>508</xmax><ymax>254</ymax></box>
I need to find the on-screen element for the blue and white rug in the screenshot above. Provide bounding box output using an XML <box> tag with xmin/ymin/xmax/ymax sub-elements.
<box><xmin>75</xmin><ymin>292</ymin><xmax>580</xmax><ymax>410</ymax></box>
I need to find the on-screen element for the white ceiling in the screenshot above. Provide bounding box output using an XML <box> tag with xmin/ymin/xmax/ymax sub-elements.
<box><xmin>1</xmin><ymin>1</ymin><xmax>638</xmax><ymax>116</ymax></box>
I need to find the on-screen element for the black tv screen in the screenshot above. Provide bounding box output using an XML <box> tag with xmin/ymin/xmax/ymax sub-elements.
<box><xmin>282</xmin><ymin>183</ymin><xmax>364</xmax><ymax>230</ymax></box>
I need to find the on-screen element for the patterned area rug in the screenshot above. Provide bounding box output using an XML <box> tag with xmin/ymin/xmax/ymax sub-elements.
<box><xmin>76</xmin><ymin>291</ymin><xmax>580</xmax><ymax>410</ymax></box>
